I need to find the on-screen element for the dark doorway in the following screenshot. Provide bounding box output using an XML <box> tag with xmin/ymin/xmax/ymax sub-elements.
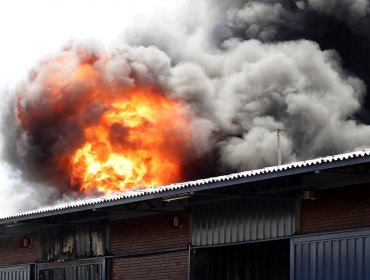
<box><xmin>191</xmin><ymin>239</ymin><xmax>290</xmax><ymax>280</ymax></box>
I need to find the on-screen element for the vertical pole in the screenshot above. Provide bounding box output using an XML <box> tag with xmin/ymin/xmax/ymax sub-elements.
<box><xmin>187</xmin><ymin>244</ymin><xmax>191</xmax><ymax>280</ymax></box>
<box><xmin>277</xmin><ymin>129</ymin><xmax>282</xmax><ymax>166</ymax></box>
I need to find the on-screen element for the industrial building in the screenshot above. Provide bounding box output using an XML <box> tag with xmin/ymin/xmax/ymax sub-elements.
<box><xmin>1</xmin><ymin>150</ymin><xmax>370</xmax><ymax>279</ymax></box>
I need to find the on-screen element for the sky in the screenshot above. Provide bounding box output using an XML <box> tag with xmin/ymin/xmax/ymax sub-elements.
<box><xmin>1</xmin><ymin>0</ymin><xmax>370</xmax><ymax>216</ymax></box>
<box><xmin>0</xmin><ymin>0</ymin><xmax>186</xmax><ymax>215</ymax></box>
<box><xmin>0</xmin><ymin>0</ymin><xmax>185</xmax><ymax>87</ymax></box>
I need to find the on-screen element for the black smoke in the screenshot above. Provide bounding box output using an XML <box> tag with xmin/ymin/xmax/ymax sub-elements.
<box><xmin>2</xmin><ymin>0</ymin><xmax>370</xmax><ymax>214</ymax></box>
<box><xmin>212</xmin><ymin>0</ymin><xmax>370</xmax><ymax>119</ymax></box>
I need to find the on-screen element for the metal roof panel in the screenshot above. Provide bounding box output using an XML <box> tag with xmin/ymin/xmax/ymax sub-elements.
<box><xmin>1</xmin><ymin>149</ymin><xmax>370</xmax><ymax>223</ymax></box>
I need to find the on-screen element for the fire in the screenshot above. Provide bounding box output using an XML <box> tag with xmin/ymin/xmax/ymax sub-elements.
<box><xmin>70</xmin><ymin>90</ymin><xmax>189</xmax><ymax>194</ymax></box>
<box><xmin>16</xmin><ymin>47</ymin><xmax>191</xmax><ymax>195</ymax></box>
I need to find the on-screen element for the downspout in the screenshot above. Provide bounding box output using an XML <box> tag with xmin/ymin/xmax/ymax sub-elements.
<box><xmin>187</xmin><ymin>243</ymin><xmax>191</xmax><ymax>280</ymax></box>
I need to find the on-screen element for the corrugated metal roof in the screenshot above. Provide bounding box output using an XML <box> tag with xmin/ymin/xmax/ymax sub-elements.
<box><xmin>1</xmin><ymin>149</ymin><xmax>370</xmax><ymax>223</ymax></box>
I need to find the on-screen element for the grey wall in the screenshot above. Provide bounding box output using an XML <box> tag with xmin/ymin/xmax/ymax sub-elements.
<box><xmin>0</xmin><ymin>265</ymin><xmax>30</xmax><ymax>280</ymax></box>
<box><xmin>192</xmin><ymin>197</ymin><xmax>297</xmax><ymax>246</ymax></box>
<box><xmin>292</xmin><ymin>228</ymin><xmax>370</xmax><ymax>280</ymax></box>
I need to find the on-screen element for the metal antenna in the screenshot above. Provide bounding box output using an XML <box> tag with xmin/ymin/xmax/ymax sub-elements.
<box><xmin>277</xmin><ymin>129</ymin><xmax>282</xmax><ymax>166</ymax></box>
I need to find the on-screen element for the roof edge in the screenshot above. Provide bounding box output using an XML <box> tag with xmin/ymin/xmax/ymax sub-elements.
<box><xmin>1</xmin><ymin>149</ymin><xmax>370</xmax><ymax>223</ymax></box>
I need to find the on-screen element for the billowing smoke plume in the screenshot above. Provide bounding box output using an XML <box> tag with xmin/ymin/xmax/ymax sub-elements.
<box><xmin>2</xmin><ymin>0</ymin><xmax>370</xmax><ymax>213</ymax></box>
<box><xmin>118</xmin><ymin>0</ymin><xmax>370</xmax><ymax>170</ymax></box>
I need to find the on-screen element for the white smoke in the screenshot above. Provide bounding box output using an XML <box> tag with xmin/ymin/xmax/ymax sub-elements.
<box><xmin>0</xmin><ymin>162</ymin><xmax>58</xmax><ymax>216</ymax></box>
<box><xmin>122</xmin><ymin>15</ymin><xmax>370</xmax><ymax>170</ymax></box>
<box><xmin>227</xmin><ymin>2</ymin><xmax>303</xmax><ymax>42</ymax></box>
<box><xmin>2</xmin><ymin>0</ymin><xmax>370</xmax><ymax>215</ymax></box>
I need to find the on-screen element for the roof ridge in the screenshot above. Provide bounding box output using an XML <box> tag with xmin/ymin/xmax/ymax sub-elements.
<box><xmin>1</xmin><ymin>149</ymin><xmax>370</xmax><ymax>221</ymax></box>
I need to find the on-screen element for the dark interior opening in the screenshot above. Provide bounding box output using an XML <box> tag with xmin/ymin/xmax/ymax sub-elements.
<box><xmin>191</xmin><ymin>239</ymin><xmax>290</xmax><ymax>280</ymax></box>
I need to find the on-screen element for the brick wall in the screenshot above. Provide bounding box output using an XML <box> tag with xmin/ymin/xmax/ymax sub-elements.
<box><xmin>110</xmin><ymin>212</ymin><xmax>190</xmax><ymax>280</ymax></box>
<box><xmin>112</xmin><ymin>250</ymin><xmax>188</xmax><ymax>280</ymax></box>
<box><xmin>0</xmin><ymin>236</ymin><xmax>37</xmax><ymax>267</ymax></box>
<box><xmin>301</xmin><ymin>183</ymin><xmax>370</xmax><ymax>234</ymax></box>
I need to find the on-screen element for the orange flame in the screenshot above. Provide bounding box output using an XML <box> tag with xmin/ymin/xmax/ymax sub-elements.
<box><xmin>16</xmin><ymin>48</ymin><xmax>191</xmax><ymax>195</ymax></box>
<box><xmin>70</xmin><ymin>90</ymin><xmax>189</xmax><ymax>194</ymax></box>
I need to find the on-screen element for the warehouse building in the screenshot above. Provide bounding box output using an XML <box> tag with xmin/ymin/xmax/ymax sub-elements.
<box><xmin>1</xmin><ymin>150</ymin><xmax>370</xmax><ymax>279</ymax></box>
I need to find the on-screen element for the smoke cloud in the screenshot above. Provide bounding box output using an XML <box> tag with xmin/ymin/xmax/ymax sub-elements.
<box><xmin>2</xmin><ymin>0</ymin><xmax>370</xmax><ymax>214</ymax></box>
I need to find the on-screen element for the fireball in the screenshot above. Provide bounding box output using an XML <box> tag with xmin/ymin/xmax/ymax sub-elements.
<box><xmin>70</xmin><ymin>90</ymin><xmax>189</xmax><ymax>194</ymax></box>
<box><xmin>16</xmin><ymin>47</ymin><xmax>191</xmax><ymax>195</ymax></box>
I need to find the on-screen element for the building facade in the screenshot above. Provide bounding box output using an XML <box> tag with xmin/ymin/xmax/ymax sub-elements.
<box><xmin>1</xmin><ymin>150</ymin><xmax>370</xmax><ymax>279</ymax></box>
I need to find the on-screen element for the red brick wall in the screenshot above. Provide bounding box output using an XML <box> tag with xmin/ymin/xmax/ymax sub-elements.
<box><xmin>0</xmin><ymin>236</ymin><xmax>37</xmax><ymax>267</ymax></box>
<box><xmin>301</xmin><ymin>184</ymin><xmax>370</xmax><ymax>234</ymax></box>
<box><xmin>110</xmin><ymin>213</ymin><xmax>190</xmax><ymax>280</ymax></box>
<box><xmin>112</xmin><ymin>250</ymin><xmax>188</xmax><ymax>280</ymax></box>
